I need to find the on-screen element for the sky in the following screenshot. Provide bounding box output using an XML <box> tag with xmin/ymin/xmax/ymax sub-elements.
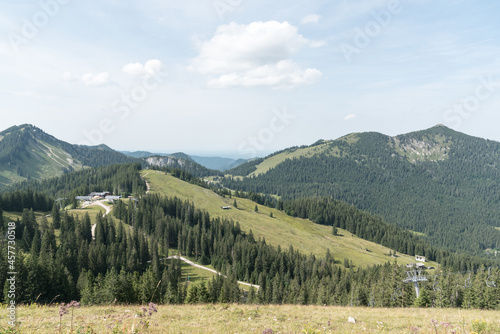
<box><xmin>1</xmin><ymin>0</ymin><xmax>500</xmax><ymax>158</ymax></box>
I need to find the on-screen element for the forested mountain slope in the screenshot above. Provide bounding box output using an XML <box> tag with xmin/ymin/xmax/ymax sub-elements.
<box><xmin>1</xmin><ymin>159</ymin><xmax>498</xmax><ymax>309</ymax></box>
<box><xmin>223</xmin><ymin>125</ymin><xmax>500</xmax><ymax>255</ymax></box>
<box><xmin>0</xmin><ymin>124</ymin><xmax>136</xmax><ymax>187</ymax></box>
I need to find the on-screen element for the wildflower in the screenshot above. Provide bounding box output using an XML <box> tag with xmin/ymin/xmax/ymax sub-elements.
<box><xmin>58</xmin><ymin>300</ymin><xmax>80</xmax><ymax>334</ymax></box>
<box><xmin>441</xmin><ymin>322</ymin><xmax>452</xmax><ymax>328</ymax></box>
<box><xmin>147</xmin><ymin>302</ymin><xmax>158</xmax><ymax>316</ymax></box>
<box><xmin>59</xmin><ymin>303</ymin><xmax>68</xmax><ymax>317</ymax></box>
<box><xmin>68</xmin><ymin>301</ymin><xmax>80</xmax><ymax>308</ymax></box>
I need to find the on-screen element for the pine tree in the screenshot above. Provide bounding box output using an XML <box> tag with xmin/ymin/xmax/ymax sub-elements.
<box><xmin>413</xmin><ymin>285</ymin><xmax>431</xmax><ymax>307</ymax></box>
<box><xmin>0</xmin><ymin>206</ymin><xmax>4</xmax><ymax>231</ymax></box>
<box><xmin>30</xmin><ymin>230</ymin><xmax>41</xmax><ymax>258</ymax></box>
<box><xmin>52</xmin><ymin>204</ymin><xmax>61</xmax><ymax>229</ymax></box>
<box><xmin>461</xmin><ymin>273</ymin><xmax>475</xmax><ymax>309</ymax></box>
<box><xmin>21</xmin><ymin>226</ymin><xmax>31</xmax><ymax>251</ymax></box>
<box><xmin>198</xmin><ymin>281</ymin><xmax>209</xmax><ymax>303</ymax></box>
<box><xmin>40</xmin><ymin>224</ymin><xmax>56</xmax><ymax>256</ymax></box>
<box><xmin>100</xmin><ymin>268</ymin><xmax>119</xmax><ymax>304</ymax></box>
<box><xmin>186</xmin><ymin>284</ymin><xmax>199</xmax><ymax>304</ymax></box>
<box><xmin>82</xmin><ymin>213</ymin><xmax>92</xmax><ymax>243</ymax></box>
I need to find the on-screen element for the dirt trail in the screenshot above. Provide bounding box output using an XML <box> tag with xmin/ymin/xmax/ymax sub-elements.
<box><xmin>168</xmin><ymin>255</ymin><xmax>260</xmax><ymax>290</ymax></box>
<box><xmin>84</xmin><ymin>200</ymin><xmax>112</xmax><ymax>239</ymax></box>
<box><xmin>142</xmin><ymin>172</ymin><xmax>151</xmax><ymax>194</ymax></box>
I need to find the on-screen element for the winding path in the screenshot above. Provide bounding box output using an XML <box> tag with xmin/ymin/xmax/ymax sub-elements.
<box><xmin>168</xmin><ymin>255</ymin><xmax>260</xmax><ymax>290</ymax></box>
<box><xmin>83</xmin><ymin>200</ymin><xmax>112</xmax><ymax>239</ymax></box>
<box><xmin>94</xmin><ymin>200</ymin><xmax>112</xmax><ymax>216</ymax></box>
<box><xmin>142</xmin><ymin>172</ymin><xmax>151</xmax><ymax>194</ymax></box>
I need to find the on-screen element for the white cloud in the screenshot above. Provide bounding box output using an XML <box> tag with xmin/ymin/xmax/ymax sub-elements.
<box><xmin>344</xmin><ymin>114</ymin><xmax>357</xmax><ymax>121</ymax></box>
<box><xmin>208</xmin><ymin>60</ymin><xmax>322</xmax><ymax>89</ymax></box>
<box><xmin>309</xmin><ymin>40</ymin><xmax>327</xmax><ymax>48</ymax></box>
<box><xmin>189</xmin><ymin>21</ymin><xmax>322</xmax><ymax>89</ymax></box>
<box><xmin>301</xmin><ymin>14</ymin><xmax>321</xmax><ymax>24</ymax></box>
<box><xmin>62</xmin><ymin>71</ymin><xmax>73</xmax><ymax>81</ymax></box>
<box><xmin>122</xmin><ymin>63</ymin><xmax>144</xmax><ymax>76</ymax></box>
<box><xmin>81</xmin><ymin>72</ymin><xmax>110</xmax><ymax>87</ymax></box>
<box><xmin>123</xmin><ymin>59</ymin><xmax>163</xmax><ymax>77</ymax></box>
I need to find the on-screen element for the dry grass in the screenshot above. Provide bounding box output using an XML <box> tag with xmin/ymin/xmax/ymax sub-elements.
<box><xmin>9</xmin><ymin>303</ymin><xmax>500</xmax><ymax>333</ymax></box>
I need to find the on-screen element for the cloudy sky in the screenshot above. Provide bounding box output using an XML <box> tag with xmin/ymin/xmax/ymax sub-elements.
<box><xmin>1</xmin><ymin>0</ymin><xmax>500</xmax><ymax>157</ymax></box>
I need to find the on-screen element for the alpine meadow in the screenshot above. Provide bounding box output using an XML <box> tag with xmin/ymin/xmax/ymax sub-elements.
<box><xmin>3</xmin><ymin>1</ymin><xmax>500</xmax><ymax>333</ymax></box>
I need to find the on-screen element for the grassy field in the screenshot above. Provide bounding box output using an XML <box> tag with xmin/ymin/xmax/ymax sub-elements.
<box><xmin>4</xmin><ymin>205</ymin><xmax>107</xmax><ymax>226</ymax></box>
<box><xmin>3</xmin><ymin>211</ymin><xmax>48</xmax><ymax>222</ymax></box>
<box><xmin>245</xmin><ymin>134</ymin><xmax>362</xmax><ymax>177</ymax></box>
<box><xmin>11</xmin><ymin>303</ymin><xmax>500</xmax><ymax>333</ymax></box>
<box><xmin>179</xmin><ymin>260</ymin><xmax>216</xmax><ymax>284</ymax></box>
<box><xmin>410</xmin><ymin>230</ymin><xmax>427</xmax><ymax>237</ymax></box>
<box><xmin>142</xmin><ymin>171</ymin><xmax>438</xmax><ymax>269</ymax></box>
<box><xmin>67</xmin><ymin>205</ymin><xmax>107</xmax><ymax>222</ymax></box>
<box><xmin>248</xmin><ymin>142</ymin><xmax>333</xmax><ymax>176</ymax></box>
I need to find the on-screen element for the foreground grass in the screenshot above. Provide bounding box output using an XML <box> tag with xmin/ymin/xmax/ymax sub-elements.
<box><xmin>142</xmin><ymin>171</ymin><xmax>437</xmax><ymax>269</ymax></box>
<box><xmin>9</xmin><ymin>304</ymin><xmax>500</xmax><ymax>333</ymax></box>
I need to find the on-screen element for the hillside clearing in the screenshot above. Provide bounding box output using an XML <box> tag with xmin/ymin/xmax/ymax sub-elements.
<box><xmin>142</xmin><ymin>171</ymin><xmax>437</xmax><ymax>269</ymax></box>
<box><xmin>168</xmin><ymin>256</ymin><xmax>258</xmax><ymax>291</ymax></box>
<box><xmin>248</xmin><ymin>142</ymin><xmax>333</xmax><ymax>176</ymax></box>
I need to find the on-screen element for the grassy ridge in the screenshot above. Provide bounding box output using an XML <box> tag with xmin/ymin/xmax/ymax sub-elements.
<box><xmin>14</xmin><ymin>304</ymin><xmax>500</xmax><ymax>333</ymax></box>
<box><xmin>142</xmin><ymin>171</ymin><xmax>437</xmax><ymax>268</ymax></box>
<box><xmin>245</xmin><ymin>134</ymin><xmax>361</xmax><ymax>177</ymax></box>
<box><xmin>248</xmin><ymin>142</ymin><xmax>333</xmax><ymax>176</ymax></box>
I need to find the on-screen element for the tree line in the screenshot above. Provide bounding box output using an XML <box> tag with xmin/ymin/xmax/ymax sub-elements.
<box><xmin>3</xmin><ymin>163</ymin><xmax>146</xmax><ymax>209</ymax></box>
<box><xmin>1</xmin><ymin>193</ymin><xmax>499</xmax><ymax>308</ymax></box>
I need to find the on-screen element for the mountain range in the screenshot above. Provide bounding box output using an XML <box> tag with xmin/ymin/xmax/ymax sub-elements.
<box><xmin>2</xmin><ymin>123</ymin><xmax>499</xmax><ymax>256</ymax></box>
<box><xmin>0</xmin><ymin>124</ymin><xmax>239</xmax><ymax>187</ymax></box>
<box><xmin>3</xmin><ymin>124</ymin><xmax>498</xmax><ymax>310</ymax></box>
<box><xmin>0</xmin><ymin>124</ymin><xmax>136</xmax><ymax>187</ymax></box>
<box><xmin>222</xmin><ymin>124</ymin><xmax>500</xmax><ymax>255</ymax></box>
